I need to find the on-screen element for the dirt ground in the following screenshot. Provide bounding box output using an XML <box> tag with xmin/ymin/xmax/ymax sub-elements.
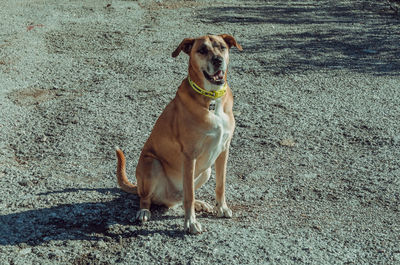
<box><xmin>0</xmin><ymin>0</ymin><xmax>399</xmax><ymax>264</ymax></box>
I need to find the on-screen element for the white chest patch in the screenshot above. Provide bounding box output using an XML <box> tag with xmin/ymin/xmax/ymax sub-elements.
<box><xmin>202</xmin><ymin>98</ymin><xmax>232</xmax><ymax>168</ymax></box>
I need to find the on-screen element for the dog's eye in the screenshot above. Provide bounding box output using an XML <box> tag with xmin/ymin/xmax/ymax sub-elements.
<box><xmin>198</xmin><ymin>47</ymin><xmax>208</xmax><ymax>55</ymax></box>
<box><xmin>220</xmin><ymin>46</ymin><xmax>227</xmax><ymax>51</ymax></box>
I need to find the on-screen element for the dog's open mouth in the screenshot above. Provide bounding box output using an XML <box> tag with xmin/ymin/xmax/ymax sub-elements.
<box><xmin>203</xmin><ymin>70</ymin><xmax>225</xmax><ymax>85</ymax></box>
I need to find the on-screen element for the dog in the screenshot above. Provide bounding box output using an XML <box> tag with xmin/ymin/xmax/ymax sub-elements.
<box><xmin>116</xmin><ymin>34</ymin><xmax>242</xmax><ymax>234</ymax></box>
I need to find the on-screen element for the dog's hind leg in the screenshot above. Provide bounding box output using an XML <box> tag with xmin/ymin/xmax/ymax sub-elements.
<box><xmin>135</xmin><ymin>156</ymin><xmax>165</xmax><ymax>222</ymax></box>
<box><xmin>136</xmin><ymin>198</ymin><xmax>152</xmax><ymax>222</ymax></box>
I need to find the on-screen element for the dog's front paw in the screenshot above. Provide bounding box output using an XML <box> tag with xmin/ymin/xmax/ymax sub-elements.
<box><xmin>184</xmin><ymin>218</ymin><xmax>203</xmax><ymax>234</ymax></box>
<box><xmin>136</xmin><ymin>209</ymin><xmax>151</xmax><ymax>223</ymax></box>
<box><xmin>215</xmin><ymin>204</ymin><xmax>232</xmax><ymax>218</ymax></box>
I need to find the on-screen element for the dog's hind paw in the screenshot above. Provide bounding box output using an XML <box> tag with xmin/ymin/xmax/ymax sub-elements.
<box><xmin>194</xmin><ymin>200</ymin><xmax>213</xmax><ymax>213</ymax></box>
<box><xmin>215</xmin><ymin>204</ymin><xmax>233</xmax><ymax>218</ymax></box>
<box><xmin>136</xmin><ymin>209</ymin><xmax>151</xmax><ymax>223</ymax></box>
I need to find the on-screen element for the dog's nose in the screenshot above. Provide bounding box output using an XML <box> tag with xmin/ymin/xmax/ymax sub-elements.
<box><xmin>212</xmin><ymin>56</ymin><xmax>223</xmax><ymax>68</ymax></box>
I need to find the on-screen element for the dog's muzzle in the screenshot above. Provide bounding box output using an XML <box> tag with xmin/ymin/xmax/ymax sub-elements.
<box><xmin>203</xmin><ymin>70</ymin><xmax>225</xmax><ymax>85</ymax></box>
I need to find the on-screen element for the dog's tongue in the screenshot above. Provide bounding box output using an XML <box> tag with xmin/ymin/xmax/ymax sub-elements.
<box><xmin>213</xmin><ymin>70</ymin><xmax>224</xmax><ymax>80</ymax></box>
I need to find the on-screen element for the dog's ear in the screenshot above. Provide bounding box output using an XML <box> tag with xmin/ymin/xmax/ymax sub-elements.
<box><xmin>219</xmin><ymin>34</ymin><xmax>243</xmax><ymax>51</ymax></box>
<box><xmin>172</xmin><ymin>38</ymin><xmax>195</xmax><ymax>57</ymax></box>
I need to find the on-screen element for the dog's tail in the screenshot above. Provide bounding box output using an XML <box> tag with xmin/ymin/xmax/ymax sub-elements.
<box><xmin>115</xmin><ymin>147</ymin><xmax>138</xmax><ymax>194</ymax></box>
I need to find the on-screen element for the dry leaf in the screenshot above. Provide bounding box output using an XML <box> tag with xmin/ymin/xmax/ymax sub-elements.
<box><xmin>279</xmin><ymin>138</ymin><xmax>296</xmax><ymax>147</ymax></box>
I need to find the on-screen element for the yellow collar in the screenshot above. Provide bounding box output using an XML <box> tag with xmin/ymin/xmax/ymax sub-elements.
<box><xmin>188</xmin><ymin>75</ymin><xmax>227</xmax><ymax>100</ymax></box>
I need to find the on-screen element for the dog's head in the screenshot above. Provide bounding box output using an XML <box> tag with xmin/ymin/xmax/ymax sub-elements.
<box><xmin>172</xmin><ymin>34</ymin><xmax>242</xmax><ymax>89</ymax></box>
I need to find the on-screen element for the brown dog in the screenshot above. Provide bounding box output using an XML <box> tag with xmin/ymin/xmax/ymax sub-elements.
<box><xmin>116</xmin><ymin>34</ymin><xmax>242</xmax><ymax>234</ymax></box>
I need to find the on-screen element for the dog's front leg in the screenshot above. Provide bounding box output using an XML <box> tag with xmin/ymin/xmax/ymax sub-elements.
<box><xmin>183</xmin><ymin>157</ymin><xmax>203</xmax><ymax>234</ymax></box>
<box><xmin>215</xmin><ymin>148</ymin><xmax>233</xmax><ymax>218</ymax></box>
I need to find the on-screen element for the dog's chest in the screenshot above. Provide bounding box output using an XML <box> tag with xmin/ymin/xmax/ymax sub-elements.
<box><xmin>199</xmin><ymin>100</ymin><xmax>232</xmax><ymax>167</ymax></box>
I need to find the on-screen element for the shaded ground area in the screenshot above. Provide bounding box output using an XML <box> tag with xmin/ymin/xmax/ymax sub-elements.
<box><xmin>199</xmin><ymin>1</ymin><xmax>400</xmax><ymax>75</ymax></box>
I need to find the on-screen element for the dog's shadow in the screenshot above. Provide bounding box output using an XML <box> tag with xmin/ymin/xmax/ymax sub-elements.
<box><xmin>0</xmin><ymin>188</ymin><xmax>187</xmax><ymax>246</ymax></box>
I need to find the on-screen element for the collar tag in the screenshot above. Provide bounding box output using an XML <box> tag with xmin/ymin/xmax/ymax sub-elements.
<box><xmin>188</xmin><ymin>76</ymin><xmax>227</xmax><ymax>100</ymax></box>
<box><xmin>209</xmin><ymin>101</ymin><xmax>216</xmax><ymax>111</ymax></box>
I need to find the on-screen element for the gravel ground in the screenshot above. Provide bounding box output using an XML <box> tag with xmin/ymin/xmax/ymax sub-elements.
<box><xmin>1</xmin><ymin>0</ymin><xmax>400</xmax><ymax>264</ymax></box>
